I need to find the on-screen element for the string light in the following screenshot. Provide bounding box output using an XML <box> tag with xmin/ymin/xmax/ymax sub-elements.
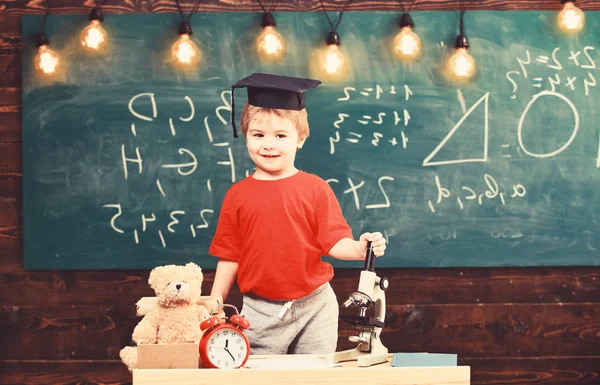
<box><xmin>393</xmin><ymin>13</ymin><xmax>421</xmax><ymax>61</ymax></box>
<box><xmin>80</xmin><ymin>7</ymin><xmax>108</xmax><ymax>53</ymax></box>
<box><xmin>256</xmin><ymin>13</ymin><xmax>286</xmax><ymax>61</ymax></box>
<box><xmin>320</xmin><ymin>31</ymin><xmax>348</xmax><ymax>77</ymax></box>
<box><xmin>31</xmin><ymin>0</ymin><xmax>60</xmax><ymax>77</ymax></box>
<box><xmin>315</xmin><ymin>0</ymin><xmax>353</xmax><ymax>81</ymax></box>
<box><xmin>171</xmin><ymin>21</ymin><xmax>201</xmax><ymax>67</ymax></box>
<box><xmin>34</xmin><ymin>32</ymin><xmax>60</xmax><ymax>76</ymax></box>
<box><xmin>446</xmin><ymin>9</ymin><xmax>476</xmax><ymax>81</ymax></box>
<box><xmin>255</xmin><ymin>0</ymin><xmax>286</xmax><ymax>62</ymax></box>
<box><xmin>557</xmin><ymin>0</ymin><xmax>585</xmax><ymax>34</ymax></box>
<box><xmin>171</xmin><ymin>0</ymin><xmax>203</xmax><ymax>69</ymax></box>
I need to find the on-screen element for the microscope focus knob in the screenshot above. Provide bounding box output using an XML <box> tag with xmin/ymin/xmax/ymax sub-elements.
<box><xmin>379</xmin><ymin>277</ymin><xmax>389</xmax><ymax>291</ymax></box>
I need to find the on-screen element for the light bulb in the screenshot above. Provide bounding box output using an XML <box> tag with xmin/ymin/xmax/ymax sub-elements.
<box><xmin>557</xmin><ymin>1</ymin><xmax>585</xmax><ymax>34</ymax></box>
<box><xmin>322</xmin><ymin>44</ymin><xmax>346</xmax><ymax>75</ymax></box>
<box><xmin>256</xmin><ymin>13</ymin><xmax>286</xmax><ymax>62</ymax></box>
<box><xmin>315</xmin><ymin>31</ymin><xmax>349</xmax><ymax>81</ymax></box>
<box><xmin>447</xmin><ymin>47</ymin><xmax>476</xmax><ymax>80</ymax></box>
<box><xmin>171</xmin><ymin>21</ymin><xmax>201</xmax><ymax>69</ymax></box>
<box><xmin>393</xmin><ymin>13</ymin><xmax>421</xmax><ymax>61</ymax></box>
<box><xmin>33</xmin><ymin>33</ymin><xmax>60</xmax><ymax>76</ymax></box>
<box><xmin>393</xmin><ymin>26</ymin><xmax>422</xmax><ymax>60</ymax></box>
<box><xmin>34</xmin><ymin>45</ymin><xmax>60</xmax><ymax>75</ymax></box>
<box><xmin>80</xmin><ymin>20</ymin><xmax>108</xmax><ymax>53</ymax></box>
<box><xmin>257</xmin><ymin>26</ymin><xmax>286</xmax><ymax>61</ymax></box>
<box><xmin>171</xmin><ymin>35</ymin><xmax>199</xmax><ymax>65</ymax></box>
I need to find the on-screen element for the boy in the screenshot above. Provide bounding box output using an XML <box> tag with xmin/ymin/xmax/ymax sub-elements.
<box><xmin>209</xmin><ymin>73</ymin><xmax>386</xmax><ymax>355</ymax></box>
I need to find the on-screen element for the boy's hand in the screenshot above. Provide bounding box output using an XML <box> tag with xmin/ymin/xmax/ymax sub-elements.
<box><xmin>359</xmin><ymin>232</ymin><xmax>386</xmax><ymax>257</ymax></box>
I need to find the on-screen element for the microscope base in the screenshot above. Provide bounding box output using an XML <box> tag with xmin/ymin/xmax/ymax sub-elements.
<box><xmin>333</xmin><ymin>336</ymin><xmax>389</xmax><ymax>367</ymax></box>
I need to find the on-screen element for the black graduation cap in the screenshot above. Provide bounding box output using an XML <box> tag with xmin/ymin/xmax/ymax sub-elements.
<box><xmin>230</xmin><ymin>73</ymin><xmax>322</xmax><ymax>138</ymax></box>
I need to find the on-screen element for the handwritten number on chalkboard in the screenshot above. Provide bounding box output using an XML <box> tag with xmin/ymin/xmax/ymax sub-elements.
<box><xmin>329</xmin><ymin>131</ymin><xmax>341</xmax><ymax>155</ymax></box>
<box><xmin>142</xmin><ymin>213</ymin><xmax>157</xmax><ymax>231</ymax></box>
<box><xmin>365</xmin><ymin>176</ymin><xmax>394</xmax><ymax>209</ymax></box>
<box><xmin>337</xmin><ymin>87</ymin><xmax>356</xmax><ymax>101</ymax></box>
<box><xmin>196</xmin><ymin>209</ymin><xmax>215</xmax><ymax>229</ymax></box>
<box><xmin>548</xmin><ymin>47</ymin><xmax>563</xmax><ymax>71</ymax></box>
<box><xmin>168</xmin><ymin>210</ymin><xmax>185</xmax><ymax>233</ymax></box>
<box><xmin>585</xmin><ymin>73</ymin><xmax>597</xmax><ymax>97</ymax></box>
<box><xmin>580</xmin><ymin>47</ymin><xmax>597</xmax><ymax>69</ymax></box>
<box><xmin>516</xmin><ymin>50</ymin><xmax>531</xmax><ymax>79</ymax></box>
<box><xmin>334</xmin><ymin>113</ymin><xmax>349</xmax><ymax>128</ymax></box>
<box><xmin>102</xmin><ymin>204</ymin><xmax>124</xmax><ymax>234</ymax></box>
<box><xmin>371</xmin><ymin>133</ymin><xmax>383</xmax><ymax>146</ymax></box>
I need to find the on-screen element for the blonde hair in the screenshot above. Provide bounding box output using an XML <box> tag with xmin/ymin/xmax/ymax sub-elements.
<box><xmin>239</xmin><ymin>103</ymin><xmax>310</xmax><ymax>141</ymax></box>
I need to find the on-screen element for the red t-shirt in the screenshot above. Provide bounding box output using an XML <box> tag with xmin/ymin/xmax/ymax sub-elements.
<box><xmin>209</xmin><ymin>171</ymin><xmax>353</xmax><ymax>300</ymax></box>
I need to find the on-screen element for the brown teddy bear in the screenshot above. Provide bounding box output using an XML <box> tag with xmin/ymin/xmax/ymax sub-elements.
<box><xmin>119</xmin><ymin>262</ymin><xmax>210</xmax><ymax>371</ymax></box>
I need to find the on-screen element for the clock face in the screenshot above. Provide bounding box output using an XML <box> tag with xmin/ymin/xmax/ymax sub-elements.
<box><xmin>205</xmin><ymin>326</ymin><xmax>249</xmax><ymax>368</ymax></box>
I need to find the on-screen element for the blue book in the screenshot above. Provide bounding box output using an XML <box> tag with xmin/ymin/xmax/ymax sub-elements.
<box><xmin>391</xmin><ymin>353</ymin><xmax>457</xmax><ymax>367</ymax></box>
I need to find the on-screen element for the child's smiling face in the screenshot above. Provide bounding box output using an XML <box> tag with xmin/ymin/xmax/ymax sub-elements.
<box><xmin>246</xmin><ymin>113</ymin><xmax>305</xmax><ymax>180</ymax></box>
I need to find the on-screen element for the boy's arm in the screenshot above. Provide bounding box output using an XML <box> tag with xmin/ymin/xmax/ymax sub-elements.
<box><xmin>209</xmin><ymin>258</ymin><xmax>239</xmax><ymax>302</ymax></box>
<box><xmin>328</xmin><ymin>232</ymin><xmax>386</xmax><ymax>260</ymax></box>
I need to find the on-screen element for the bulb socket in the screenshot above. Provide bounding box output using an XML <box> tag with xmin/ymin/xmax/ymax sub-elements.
<box><xmin>326</xmin><ymin>31</ymin><xmax>341</xmax><ymax>46</ymax></box>
<box><xmin>89</xmin><ymin>7</ymin><xmax>104</xmax><ymax>22</ymax></box>
<box><xmin>35</xmin><ymin>32</ymin><xmax>50</xmax><ymax>48</ymax></box>
<box><xmin>178</xmin><ymin>21</ymin><xmax>193</xmax><ymax>36</ymax></box>
<box><xmin>261</xmin><ymin>12</ymin><xmax>276</xmax><ymax>28</ymax></box>
<box><xmin>560</xmin><ymin>0</ymin><xmax>574</xmax><ymax>4</ymax></box>
<box><xmin>399</xmin><ymin>13</ymin><xmax>415</xmax><ymax>29</ymax></box>
<box><xmin>454</xmin><ymin>34</ymin><xmax>470</xmax><ymax>49</ymax></box>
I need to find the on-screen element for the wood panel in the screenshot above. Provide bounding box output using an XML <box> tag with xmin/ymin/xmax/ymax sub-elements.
<box><xmin>1</xmin><ymin>357</ymin><xmax>599</xmax><ymax>385</ymax></box>
<box><xmin>2</xmin><ymin>268</ymin><xmax>600</xmax><ymax>307</ymax></box>
<box><xmin>1</xmin><ymin>0</ymin><xmax>600</xmax><ymax>15</ymax></box>
<box><xmin>0</xmin><ymin>361</ymin><xmax>132</xmax><ymax>385</ymax></box>
<box><xmin>2</xmin><ymin>303</ymin><xmax>599</xmax><ymax>360</ymax></box>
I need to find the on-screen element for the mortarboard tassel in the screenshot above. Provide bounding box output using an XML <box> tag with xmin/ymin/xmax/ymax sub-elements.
<box><xmin>231</xmin><ymin>86</ymin><xmax>238</xmax><ymax>138</ymax></box>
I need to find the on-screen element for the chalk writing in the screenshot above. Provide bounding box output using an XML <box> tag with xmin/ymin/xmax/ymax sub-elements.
<box><xmin>327</xmin><ymin>176</ymin><xmax>394</xmax><ymax>210</ymax></box>
<box><xmin>423</xmin><ymin>92</ymin><xmax>489</xmax><ymax>166</ymax></box>
<box><xmin>428</xmin><ymin>173</ymin><xmax>527</xmax><ymax>213</ymax></box>
<box><xmin>505</xmin><ymin>46</ymin><xmax>598</xmax><ymax>98</ymax></box>
<box><xmin>105</xmin><ymin>90</ymin><xmax>237</xmax><ymax>247</ymax></box>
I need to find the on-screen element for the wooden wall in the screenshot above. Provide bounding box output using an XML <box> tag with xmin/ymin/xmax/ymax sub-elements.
<box><xmin>2</xmin><ymin>1</ymin><xmax>600</xmax><ymax>384</ymax></box>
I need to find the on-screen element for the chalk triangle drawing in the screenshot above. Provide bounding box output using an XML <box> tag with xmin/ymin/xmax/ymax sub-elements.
<box><xmin>423</xmin><ymin>92</ymin><xmax>489</xmax><ymax>166</ymax></box>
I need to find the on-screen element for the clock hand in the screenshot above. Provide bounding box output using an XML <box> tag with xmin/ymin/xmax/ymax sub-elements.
<box><xmin>225</xmin><ymin>348</ymin><xmax>235</xmax><ymax>361</ymax></box>
<box><xmin>223</xmin><ymin>339</ymin><xmax>235</xmax><ymax>361</ymax></box>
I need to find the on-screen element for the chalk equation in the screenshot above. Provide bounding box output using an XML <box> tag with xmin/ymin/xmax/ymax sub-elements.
<box><xmin>329</xmin><ymin>85</ymin><xmax>413</xmax><ymax>154</ymax></box>
<box><xmin>505</xmin><ymin>46</ymin><xmax>598</xmax><ymax>99</ymax></box>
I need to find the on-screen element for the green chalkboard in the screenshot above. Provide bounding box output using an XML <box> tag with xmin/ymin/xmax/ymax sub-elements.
<box><xmin>22</xmin><ymin>11</ymin><xmax>600</xmax><ymax>269</ymax></box>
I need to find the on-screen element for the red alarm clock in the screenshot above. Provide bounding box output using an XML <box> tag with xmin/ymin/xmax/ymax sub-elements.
<box><xmin>199</xmin><ymin>304</ymin><xmax>251</xmax><ymax>369</ymax></box>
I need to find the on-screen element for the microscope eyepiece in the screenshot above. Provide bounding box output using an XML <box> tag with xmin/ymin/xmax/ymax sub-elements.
<box><xmin>364</xmin><ymin>241</ymin><xmax>376</xmax><ymax>272</ymax></box>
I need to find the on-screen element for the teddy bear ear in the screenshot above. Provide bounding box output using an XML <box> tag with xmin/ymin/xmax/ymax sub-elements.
<box><xmin>148</xmin><ymin>265</ymin><xmax>168</xmax><ymax>289</ymax></box>
<box><xmin>186</xmin><ymin>262</ymin><xmax>203</xmax><ymax>277</ymax></box>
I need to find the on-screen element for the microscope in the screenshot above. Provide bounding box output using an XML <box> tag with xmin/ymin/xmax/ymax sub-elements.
<box><xmin>333</xmin><ymin>241</ymin><xmax>389</xmax><ymax>367</ymax></box>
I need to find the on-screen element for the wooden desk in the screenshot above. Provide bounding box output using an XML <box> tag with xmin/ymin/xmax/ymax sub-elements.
<box><xmin>133</xmin><ymin>354</ymin><xmax>470</xmax><ymax>385</ymax></box>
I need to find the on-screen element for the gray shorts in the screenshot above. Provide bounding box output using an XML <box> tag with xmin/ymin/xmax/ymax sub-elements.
<box><xmin>240</xmin><ymin>282</ymin><xmax>339</xmax><ymax>355</ymax></box>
